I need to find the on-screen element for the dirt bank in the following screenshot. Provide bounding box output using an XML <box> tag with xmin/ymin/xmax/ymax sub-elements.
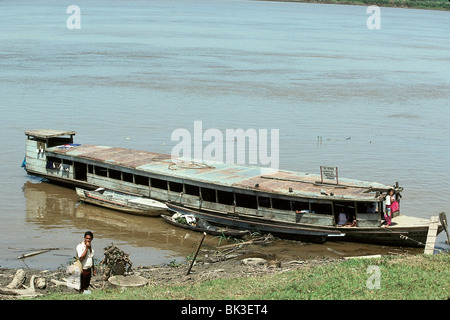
<box><xmin>0</xmin><ymin>243</ymin><xmax>343</xmax><ymax>299</ymax></box>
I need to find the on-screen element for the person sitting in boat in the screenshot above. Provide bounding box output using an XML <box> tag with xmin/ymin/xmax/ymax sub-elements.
<box><xmin>337</xmin><ymin>209</ymin><xmax>349</xmax><ymax>226</ymax></box>
<box><xmin>337</xmin><ymin>209</ymin><xmax>357</xmax><ymax>227</ymax></box>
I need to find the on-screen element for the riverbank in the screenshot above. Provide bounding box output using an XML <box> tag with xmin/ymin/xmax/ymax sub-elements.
<box><xmin>2</xmin><ymin>251</ymin><xmax>448</xmax><ymax>300</ymax></box>
<box><xmin>259</xmin><ymin>0</ymin><xmax>450</xmax><ymax>11</ymax></box>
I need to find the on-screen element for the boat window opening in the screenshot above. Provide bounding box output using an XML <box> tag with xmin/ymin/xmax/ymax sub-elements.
<box><xmin>310</xmin><ymin>202</ymin><xmax>333</xmax><ymax>215</ymax></box>
<box><xmin>109</xmin><ymin>169</ymin><xmax>121</xmax><ymax>180</ymax></box>
<box><xmin>62</xmin><ymin>159</ymin><xmax>72</xmax><ymax>165</ymax></box>
<box><xmin>292</xmin><ymin>201</ymin><xmax>309</xmax><ymax>212</ymax></box>
<box><xmin>47</xmin><ymin>137</ymin><xmax>73</xmax><ymax>148</ymax></box>
<box><xmin>46</xmin><ymin>156</ymin><xmax>61</xmax><ymax>165</ymax></box>
<box><xmin>258</xmin><ymin>196</ymin><xmax>271</xmax><ymax>208</ymax></box>
<box><xmin>169</xmin><ymin>181</ymin><xmax>183</xmax><ymax>193</ymax></box>
<box><xmin>74</xmin><ymin>162</ymin><xmax>87</xmax><ymax>181</ymax></box>
<box><xmin>88</xmin><ymin>165</ymin><xmax>94</xmax><ymax>174</ymax></box>
<box><xmin>135</xmin><ymin>175</ymin><xmax>149</xmax><ymax>186</ymax></box>
<box><xmin>123</xmin><ymin>172</ymin><xmax>133</xmax><ymax>183</ymax></box>
<box><xmin>357</xmin><ymin>202</ymin><xmax>377</xmax><ymax>214</ymax></box>
<box><xmin>201</xmin><ymin>187</ymin><xmax>216</xmax><ymax>202</ymax></box>
<box><xmin>217</xmin><ymin>190</ymin><xmax>234</xmax><ymax>205</ymax></box>
<box><xmin>185</xmin><ymin>184</ymin><xmax>200</xmax><ymax>196</ymax></box>
<box><xmin>235</xmin><ymin>193</ymin><xmax>258</xmax><ymax>209</ymax></box>
<box><xmin>333</xmin><ymin>202</ymin><xmax>353</xmax><ymax>221</ymax></box>
<box><xmin>151</xmin><ymin>178</ymin><xmax>168</xmax><ymax>190</ymax></box>
<box><xmin>95</xmin><ymin>166</ymin><xmax>108</xmax><ymax>177</ymax></box>
<box><xmin>272</xmin><ymin>198</ymin><xmax>291</xmax><ymax>211</ymax></box>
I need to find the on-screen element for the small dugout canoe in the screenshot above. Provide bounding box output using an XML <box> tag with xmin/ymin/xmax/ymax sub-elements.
<box><xmin>161</xmin><ymin>212</ymin><xmax>250</xmax><ymax>238</ymax></box>
<box><xmin>76</xmin><ymin>187</ymin><xmax>168</xmax><ymax>217</ymax></box>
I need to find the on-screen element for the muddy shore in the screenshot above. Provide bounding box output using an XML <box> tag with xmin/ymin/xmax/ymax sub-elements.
<box><xmin>0</xmin><ymin>254</ymin><xmax>341</xmax><ymax>300</ymax></box>
<box><xmin>0</xmin><ymin>236</ymin><xmax>423</xmax><ymax>299</ymax></box>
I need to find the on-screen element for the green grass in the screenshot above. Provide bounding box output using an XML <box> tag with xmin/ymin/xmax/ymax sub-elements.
<box><xmin>36</xmin><ymin>252</ymin><xmax>449</xmax><ymax>300</ymax></box>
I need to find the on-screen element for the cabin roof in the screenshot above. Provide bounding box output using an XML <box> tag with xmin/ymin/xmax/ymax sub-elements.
<box><xmin>25</xmin><ymin>129</ymin><xmax>76</xmax><ymax>139</ymax></box>
<box><xmin>46</xmin><ymin>144</ymin><xmax>392</xmax><ymax>201</ymax></box>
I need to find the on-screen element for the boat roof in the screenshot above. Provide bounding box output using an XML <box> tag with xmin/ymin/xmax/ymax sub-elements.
<box><xmin>25</xmin><ymin>129</ymin><xmax>76</xmax><ymax>139</ymax></box>
<box><xmin>46</xmin><ymin>143</ymin><xmax>393</xmax><ymax>202</ymax></box>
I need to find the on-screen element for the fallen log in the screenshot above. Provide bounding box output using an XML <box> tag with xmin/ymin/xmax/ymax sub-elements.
<box><xmin>50</xmin><ymin>279</ymin><xmax>80</xmax><ymax>290</ymax></box>
<box><xmin>17</xmin><ymin>249</ymin><xmax>50</xmax><ymax>260</ymax></box>
<box><xmin>6</xmin><ymin>269</ymin><xmax>26</xmax><ymax>289</ymax></box>
<box><xmin>0</xmin><ymin>275</ymin><xmax>42</xmax><ymax>298</ymax></box>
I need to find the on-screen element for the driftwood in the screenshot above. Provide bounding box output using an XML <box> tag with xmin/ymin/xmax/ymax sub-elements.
<box><xmin>0</xmin><ymin>275</ymin><xmax>42</xmax><ymax>297</ymax></box>
<box><xmin>216</xmin><ymin>235</ymin><xmax>274</xmax><ymax>250</ymax></box>
<box><xmin>50</xmin><ymin>279</ymin><xmax>80</xmax><ymax>290</ymax></box>
<box><xmin>6</xmin><ymin>269</ymin><xmax>26</xmax><ymax>289</ymax></box>
<box><xmin>18</xmin><ymin>249</ymin><xmax>50</xmax><ymax>260</ymax></box>
<box><xmin>16</xmin><ymin>247</ymin><xmax>66</xmax><ymax>260</ymax></box>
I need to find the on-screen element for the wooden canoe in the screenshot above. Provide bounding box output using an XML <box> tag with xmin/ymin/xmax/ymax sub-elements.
<box><xmin>76</xmin><ymin>187</ymin><xmax>168</xmax><ymax>217</ymax></box>
<box><xmin>161</xmin><ymin>213</ymin><xmax>249</xmax><ymax>238</ymax></box>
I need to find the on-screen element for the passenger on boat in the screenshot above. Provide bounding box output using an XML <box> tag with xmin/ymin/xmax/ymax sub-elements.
<box><xmin>384</xmin><ymin>189</ymin><xmax>395</xmax><ymax>226</ymax></box>
<box><xmin>337</xmin><ymin>209</ymin><xmax>349</xmax><ymax>226</ymax></box>
<box><xmin>337</xmin><ymin>209</ymin><xmax>357</xmax><ymax>227</ymax></box>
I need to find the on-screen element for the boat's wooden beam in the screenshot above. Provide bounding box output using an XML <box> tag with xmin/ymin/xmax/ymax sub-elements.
<box><xmin>424</xmin><ymin>216</ymin><xmax>440</xmax><ymax>255</ymax></box>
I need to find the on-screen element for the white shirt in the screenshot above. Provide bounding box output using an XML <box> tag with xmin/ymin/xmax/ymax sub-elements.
<box><xmin>76</xmin><ymin>241</ymin><xmax>94</xmax><ymax>270</ymax></box>
<box><xmin>386</xmin><ymin>194</ymin><xmax>395</xmax><ymax>206</ymax></box>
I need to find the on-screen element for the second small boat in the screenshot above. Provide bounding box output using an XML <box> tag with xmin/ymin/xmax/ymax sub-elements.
<box><xmin>162</xmin><ymin>212</ymin><xmax>250</xmax><ymax>238</ymax></box>
<box><xmin>76</xmin><ymin>187</ymin><xmax>168</xmax><ymax>217</ymax></box>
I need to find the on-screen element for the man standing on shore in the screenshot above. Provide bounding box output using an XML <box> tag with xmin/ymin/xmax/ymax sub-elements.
<box><xmin>76</xmin><ymin>231</ymin><xmax>96</xmax><ymax>293</ymax></box>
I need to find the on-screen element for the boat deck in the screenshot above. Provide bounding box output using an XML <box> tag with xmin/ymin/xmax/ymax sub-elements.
<box><xmin>390</xmin><ymin>215</ymin><xmax>434</xmax><ymax>228</ymax></box>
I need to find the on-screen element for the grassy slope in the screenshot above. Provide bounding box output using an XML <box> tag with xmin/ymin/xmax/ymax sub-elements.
<box><xmin>37</xmin><ymin>253</ymin><xmax>449</xmax><ymax>300</ymax></box>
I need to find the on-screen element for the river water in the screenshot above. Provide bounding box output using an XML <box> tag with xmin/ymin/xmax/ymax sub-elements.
<box><xmin>0</xmin><ymin>0</ymin><xmax>449</xmax><ymax>270</ymax></box>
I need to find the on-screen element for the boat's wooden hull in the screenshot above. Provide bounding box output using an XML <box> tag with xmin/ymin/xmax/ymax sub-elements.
<box><xmin>166</xmin><ymin>203</ymin><xmax>342</xmax><ymax>244</ymax></box>
<box><xmin>76</xmin><ymin>188</ymin><xmax>167</xmax><ymax>217</ymax></box>
<box><xmin>166</xmin><ymin>203</ymin><xmax>439</xmax><ymax>247</ymax></box>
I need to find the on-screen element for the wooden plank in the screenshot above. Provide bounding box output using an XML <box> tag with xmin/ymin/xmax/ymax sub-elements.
<box><xmin>424</xmin><ymin>216</ymin><xmax>439</xmax><ymax>255</ymax></box>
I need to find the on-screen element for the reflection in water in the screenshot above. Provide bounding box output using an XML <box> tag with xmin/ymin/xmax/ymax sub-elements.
<box><xmin>18</xmin><ymin>181</ymin><xmax>211</xmax><ymax>270</ymax></box>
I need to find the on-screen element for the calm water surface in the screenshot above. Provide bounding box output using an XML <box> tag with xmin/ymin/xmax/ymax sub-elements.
<box><xmin>0</xmin><ymin>0</ymin><xmax>449</xmax><ymax>269</ymax></box>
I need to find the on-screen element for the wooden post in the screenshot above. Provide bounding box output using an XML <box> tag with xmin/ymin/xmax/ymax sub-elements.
<box><xmin>439</xmin><ymin>212</ymin><xmax>449</xmax><ymax>244</ymax></box>
<box><xmin>424</xmin><ymin>216</ymin><xmax>439</xmax><ymax>255</ymax></box>
<box><xmin>186</xmin><ymin>232</ymin><xmax>206</xmax><ymax>276</ymax></box>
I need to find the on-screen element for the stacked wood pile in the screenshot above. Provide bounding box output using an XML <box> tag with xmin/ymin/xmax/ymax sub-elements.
<box><xmin>100</xmin><ymin>244</ymin><xmax>133</xmax><ymax>281</ymax></box>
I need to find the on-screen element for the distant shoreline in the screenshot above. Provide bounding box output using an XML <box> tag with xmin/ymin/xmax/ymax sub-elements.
<box><xmin>257</xmin><ymin>0</ymin><xmax>450</xmax><ymax>11</ymax></box>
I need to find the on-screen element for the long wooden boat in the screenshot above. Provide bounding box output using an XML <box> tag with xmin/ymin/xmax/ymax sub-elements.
<box><xmin>23</xmin><ymin>129</ymin><xmax>445</xmax><ymax>246</ymax></box>
<box><xmin>76</xmin><ymin>187</ymin><xmax>168</xmax><ymax>217</ymax></box>
<box><xmin>161</xmin><ymin>213</ymin><xmax>250</xmax><ymax>238</ymax></box>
